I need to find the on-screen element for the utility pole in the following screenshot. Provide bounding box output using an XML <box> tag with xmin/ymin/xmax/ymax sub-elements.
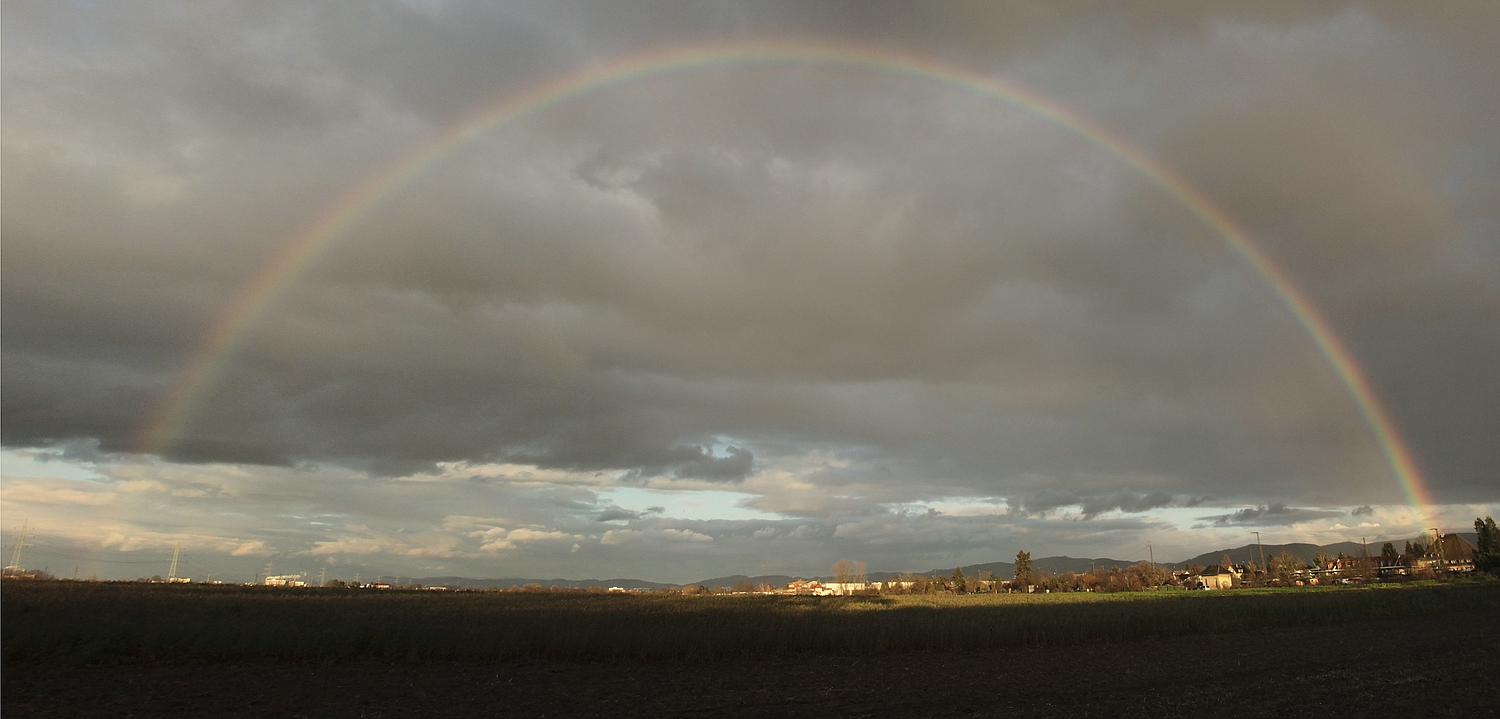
<box><xmin>1360</xmin><ymin>536</ymin><xmax>1370</xmax><ymax>580</ymax></box>
<box><xmin>7</xmin><ymin>520</ymin><xmax>31</xmax><ymax>569</ymax></box>
<box><xmin>168</xmin><ymin>542</ymin><xmax>181</xmax><ymax>581</ymax></box>
<box><xmin>1149</xmin><ymin>544</ymin><xmax>1156</xmax><ymax>587</ymax></box>
<box><xmin>1430</xmin><ymin>528</ymin><xmax>1443</xmax><ymax>572</ymax></box>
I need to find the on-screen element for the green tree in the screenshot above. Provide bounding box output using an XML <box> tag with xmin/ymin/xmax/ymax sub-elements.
<box><xmin>951</xmin><ymin>566</ymin><xmax>966</xmax><ymax>593</ymax></box>
<box><xmin>1268</xmin><ymin>551</ymin><xmax>1306</xmax><ymax>585</ymax></box>
<box><xmin>1475</xmin><ymin>516</ymin><xmax>1500</xmax><ymax>574</ymax></box>
<box><xmin>1475</xmin><ymin>516</ymin><xmax>1499</xmax><ymax>553</ymax></box>
<box><xmin>1013</xmin><ymin>550</ymin><xmax>1033</xmax><ymax>590</ymax></box>
<box><xmin>1381</xmin><ymin>542</ymin><xmax>1398</xmax><ymax>560</ymax></box>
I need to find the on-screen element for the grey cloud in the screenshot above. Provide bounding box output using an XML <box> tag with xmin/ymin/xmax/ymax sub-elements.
<box><xmin>32</xmin><ymin>438</ymin><xmax>110</xmax><ymax>465</ymax></box>
<box><xmin>1006</xmin><ymin>489</ymin><xmax>1175</xmax><ymax>519</ymax></box>
<box><xmin>508</xmin><ymin>428</ymin><xmax>755</xmax><ymax>482</ymax></box>
<box><xmin>1199</xmin><ymin>504</ymin><xmax>1345</xmax><ymax>527</ymax></box>
<box><xmin>1011</xmin><ymin>490</ymin><xmax>1081</xmax><ymax>516</ymax></box>
<box><xmin>2</xmin><ymin>0</ymin><xmax>1496</xmax><ymax>587</ymax></box>
<box><xmin>741</xmin><ymin>489</ymin><xmax>886</xmax><ymax>519</ymax></box>
<box><xmin>594</xmin><ymin>505</ymin><xmax>665</xmax><ymax>523</ymax></box>
<box><xmin>675</xmin><ymin>446</ymin><xmax>754</xmax><ymax>481</ymax></box>
<box><xmin>1351</xmin><ymin>505</ymin><xmax>1374</xmax><ymax>517</ymax></box>
<box><xmin>1079</xmin><ymin>491</ymin><xmax>1175</xmax><ymax>519</ymax></box>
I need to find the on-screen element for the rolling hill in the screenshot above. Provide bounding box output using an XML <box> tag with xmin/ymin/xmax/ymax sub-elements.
<box><xmin>408</xmin><ymin>532</ymin><xmax>1480</xmax><ymax>588</ymax></box>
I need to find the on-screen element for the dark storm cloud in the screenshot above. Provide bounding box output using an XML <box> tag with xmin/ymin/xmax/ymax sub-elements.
<box><xmin>675</xmin><ymin>447</ymin><xmax>754</xmax><ymax>481</ymax></box>
<box><xmin>1079</xmin><ymin>491</ymin><xmax>1175</xmax><ymax>519</ymax></box>
<box><xmin>3</xmin><ymin>0</ymin><xmax>1496</xmax><ymax>526</ymax></box>
<box><xmin>1198</xmin><ymin>504</ymin><xmax>1345</xmax><ymax>527</ymax></box>
<box><xmin>1005</xmin><ymin>489</ymin><xmax>1175</xmax><ymax>519</ymax></box>
<box><xmin>1010</xmin><ymin>490</ymin><xmax>1082</xmax><ymax>516</ymax></box>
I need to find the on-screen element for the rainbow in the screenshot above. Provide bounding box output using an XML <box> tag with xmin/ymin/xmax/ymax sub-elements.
<box><xmin>135</xmin><ymin>38</ymin><xmax>1436</xmax><ymax>522</ymax></box>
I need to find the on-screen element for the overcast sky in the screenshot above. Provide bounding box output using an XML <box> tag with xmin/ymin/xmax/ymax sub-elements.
<box><xmin>3</xmin><ymin>1</ymin><xmax>1496</xmax><ymax>583</ymax></box>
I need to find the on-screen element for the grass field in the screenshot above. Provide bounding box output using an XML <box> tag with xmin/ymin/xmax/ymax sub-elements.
<box><xmin>6</xmin><ymin>578</ymin><xmax>1498</xmax><ymax>665</ymax></box>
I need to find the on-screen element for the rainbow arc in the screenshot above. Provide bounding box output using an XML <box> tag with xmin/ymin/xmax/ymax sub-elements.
<box><xmin>135</xmin><ymin>38</ymin><xmax>1436</xmax><ymax>525</ymax></box>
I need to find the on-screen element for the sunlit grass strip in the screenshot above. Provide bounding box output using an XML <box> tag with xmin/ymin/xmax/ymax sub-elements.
<box><xmin>4</xmin><ymin>580</ymin><xmax>1496</xmax><ymax>664</ymax></box>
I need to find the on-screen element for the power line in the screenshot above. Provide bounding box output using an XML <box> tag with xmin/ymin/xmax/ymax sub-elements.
<box><xmin>14</xmin><ymin>544</ymin><xmax>166</xmax><ymax>565</ymax></box>
<box><xmin>3</xmin><ymin>534</ymin><xmax>235</xmax><ymax>580</ymax></box>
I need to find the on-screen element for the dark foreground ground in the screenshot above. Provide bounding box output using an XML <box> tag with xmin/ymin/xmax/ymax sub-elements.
<box><xmin>6</xmin><ymin>603</ymin><xmax>1498</xmax><ymax>719</ymax></box>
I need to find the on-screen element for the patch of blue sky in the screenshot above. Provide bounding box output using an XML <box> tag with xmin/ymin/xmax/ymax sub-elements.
<box><xmin>600</xmin><ymin>486</ymin><xmax>782</xmax><ymax>522</ymax></box>
<box><xmin>0</xmin><ymin>448</ymin><xmax>108</xmax><ymax>482</ymax></box>
<box><xmin>896</xmin><ymin>496</ymin><xmax>1008</xmax><ymax>515</ymax></box>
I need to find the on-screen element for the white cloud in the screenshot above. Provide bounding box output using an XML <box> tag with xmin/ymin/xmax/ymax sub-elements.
<box><xmin>231</xmin><ymin>541</ymin><xmax>272</xmax><ymax>556</ymax></box>
<box><xmin>600</xmin><ymin>527</ymin><xmax>713</xmax><ymax>546</ymax></box>
<box><xmin>1</xmin><ymin>481</ymin><xmax>116</xmax><ymax>506</ymax></box>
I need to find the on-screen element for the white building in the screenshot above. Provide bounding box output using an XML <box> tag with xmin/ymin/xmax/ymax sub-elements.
<box><xmin>819</xmin><ymin>582</ymin><xmax>876</xmax><ymax>595</ymax></box>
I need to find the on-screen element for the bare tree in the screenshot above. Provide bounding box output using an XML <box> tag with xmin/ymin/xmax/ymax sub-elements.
<box><xmin>828</xmin><ymin>559</ymin><xmax>867</xmax><ymax>585</ymax></box>
<box><xmin>832</xmin><ymin>559</ymin><xmax>852</xmax><ymax>584</ymax></box>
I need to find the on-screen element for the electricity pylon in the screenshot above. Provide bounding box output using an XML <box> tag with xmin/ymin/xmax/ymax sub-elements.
<box><xmin>168</xmin><ymin>542</ymin><xmax>181</xmax><ymax>581</ymax></box>
<box><xmin>7</xmin><ymin>520</ymin><xmax>31</xmax><ymax>570</ymax></box>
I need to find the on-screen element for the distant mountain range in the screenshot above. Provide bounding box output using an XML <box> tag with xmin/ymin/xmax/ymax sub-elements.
<box><xmin>1173</xmin><ymin>532</ymin><xmax>1477</xmax><ymax>570</ymax></box>
<box><xmin>902</xmin><ymin>556</ymin><xmax>1140</xmax><ymax>582</ymax></box>
<box><xmin>410</xmin><ymin>533</ymin><xmax>1478</xmax><ymax>589</ymax></box>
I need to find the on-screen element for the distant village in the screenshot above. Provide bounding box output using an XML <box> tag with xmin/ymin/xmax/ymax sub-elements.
<box><xmin>6</xmin><ymin>518</ymin><xmax>1498</xmax><ymax>594</ymax></box>
<box><xmin>672</xmin><ymin>528</ymin><xmax>1493</xmax><ymax>596</ymax></box>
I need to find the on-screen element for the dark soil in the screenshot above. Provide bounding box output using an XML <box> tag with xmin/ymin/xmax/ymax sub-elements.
<box><xmin>5</xmin><ymin>605</ymin><xmax>1497</xmax><ymax>718</ymax></box>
